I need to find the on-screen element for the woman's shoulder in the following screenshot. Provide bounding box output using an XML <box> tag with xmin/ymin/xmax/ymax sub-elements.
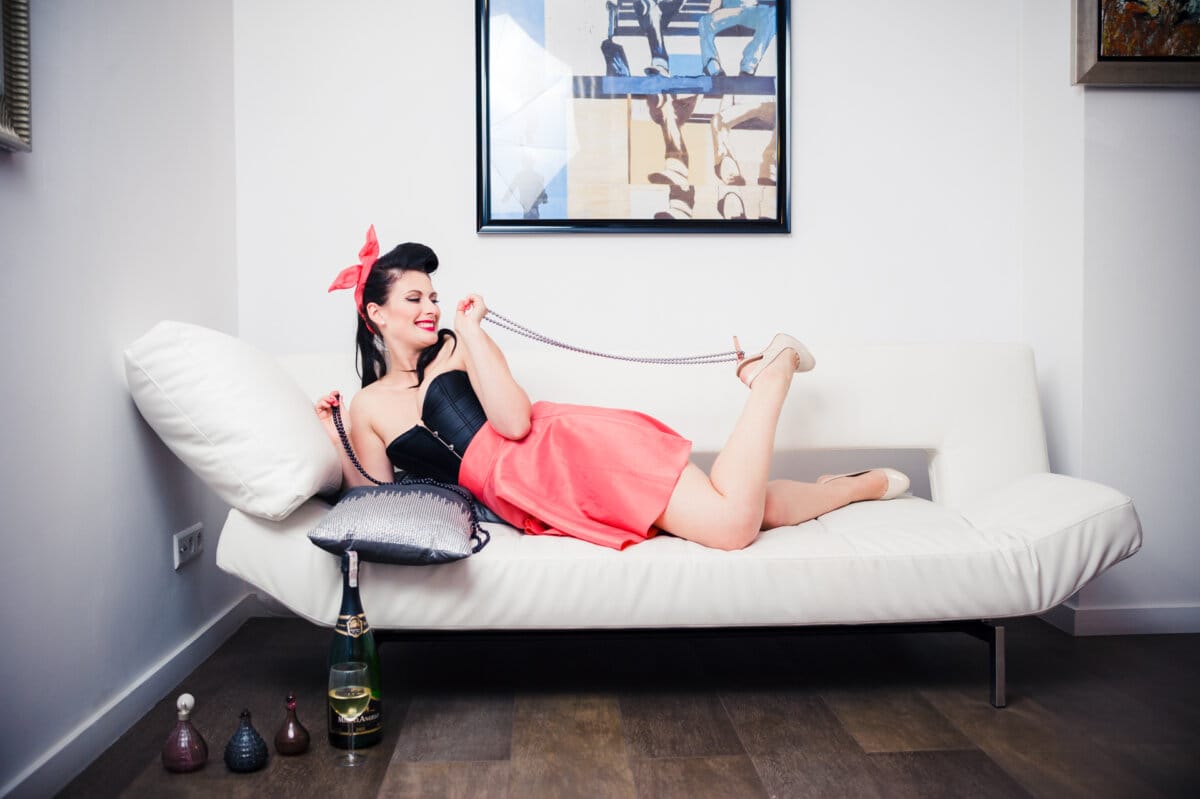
<box><xmin>434</xmin><ymin>329</ymin><xmax>467</xmax><ymax>369</ymax></box>
<box><xmin>350</xmin><ymin>378</ymin><xmax>422</xmax><ymax>443</ymax></box>
<box><xmin>349</xmin><ymin>378</ymin><xmax>407</xmax><ymax>420</ymax></box>
<box><xmin>351</xmin><ymin>379</ymin><xmax>388</xmax><ymax>403</ymax></box>
<box><xmin>347</xmin><ymin>383</ymin><xmax>379</xmax><ymax>425</ymax></box>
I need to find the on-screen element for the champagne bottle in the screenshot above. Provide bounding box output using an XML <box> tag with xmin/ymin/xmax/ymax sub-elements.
<box><xmin>328</xmin><ymin>550</ymin><xmax>382</xmax><ymax>749</ymax></box>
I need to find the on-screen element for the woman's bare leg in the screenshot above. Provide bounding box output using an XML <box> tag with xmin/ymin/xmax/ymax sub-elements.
<box><xmin>654</xmin><ymin>353</ymin><xmax>798</xmax><ymax>549</ymax></box>
<box><xmin>760</xmin><ymin>472</ymin><xmax>889</xmax><ymax>529</ymax></box>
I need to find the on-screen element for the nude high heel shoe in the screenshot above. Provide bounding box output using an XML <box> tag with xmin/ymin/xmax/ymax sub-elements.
<box><xmin>735</xmin><ymin>334</ymin><xmax>815</xmax><ymax>388</ymax></box>
<box><xmin>817</xmin><ymin>468</ymin><xmax>910</xmax><ymax>500</ymax></box>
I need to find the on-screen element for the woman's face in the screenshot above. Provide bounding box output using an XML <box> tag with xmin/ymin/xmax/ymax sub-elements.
<box><xmin>369</xmin><ymin>269</ymin><xmax>440</xmax><ymax>351</ymax></box>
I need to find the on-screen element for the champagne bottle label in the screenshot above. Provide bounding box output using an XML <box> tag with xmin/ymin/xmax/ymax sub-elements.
<box><xmin>334</xmin><ymin>613</ymin><xmax>369</xmax><ymax>638</ymax></box>
<box><xmin>328</xmin><ymin>698</ymin><xmax>382</xmax><ymax>739</ymax></box>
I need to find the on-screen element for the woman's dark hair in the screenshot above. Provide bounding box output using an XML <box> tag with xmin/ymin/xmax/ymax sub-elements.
<box><xmin>356</xmin><ymin>241</ymin><xmax>456</xmax><ymax>389</ymax></box>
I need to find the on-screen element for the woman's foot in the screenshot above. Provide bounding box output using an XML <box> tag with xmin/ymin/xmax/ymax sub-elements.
<box><xmin>817</xmin><ymin>468</ymin><xmax>910</xmax><ymax>501</ymax></box>
<box><xmin>736</xmin><ymin>333</ymin><xmax>815</xmax><ymax>388</ymax></box>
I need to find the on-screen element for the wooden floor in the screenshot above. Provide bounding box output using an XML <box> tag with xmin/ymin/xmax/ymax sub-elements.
<box><xmin>60</xmin><ymin>616</ymin><xmax>1199</xmax><ymax>798</ymax></box>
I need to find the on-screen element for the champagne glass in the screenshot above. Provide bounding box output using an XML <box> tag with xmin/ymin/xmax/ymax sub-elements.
<box><xmin>329</xmin><ymin>661</ymin><xmax>371</xmax><ymax>767</ymax></box>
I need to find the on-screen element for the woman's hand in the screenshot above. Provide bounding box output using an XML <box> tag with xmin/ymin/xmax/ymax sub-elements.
<box><xmin>451</xmin><ymin>295</ymin><xmax>532</xmax><ymax>440</ymax></box>
<box><xmin>314</xmin><ymin>390</ymin><xmax>343</xmax><ymax>447</ymax></box>
<box><xmin>455</xmin><ymin>293</ymin><xmax>488</xmax><ymax>331</ymax></box>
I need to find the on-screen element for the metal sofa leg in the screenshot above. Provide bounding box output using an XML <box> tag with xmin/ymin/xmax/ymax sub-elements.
<box><xmin>964</xmin><ymin>620</ymin><xmax>1007</xmax><ymax>708</ymax></box>
<box><xmin>989</xmin><ymin>623</ymin><xmax>1006</xmax><ymax>708</ymax></box>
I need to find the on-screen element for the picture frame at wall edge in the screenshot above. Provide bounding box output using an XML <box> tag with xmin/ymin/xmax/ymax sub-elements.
<box><xmin>476</xmin><ymin>0</ymin><xmax>790</xmax><ymax>233</ymax></box>
<box><xmin>1072</xmin><ymin>0</ymin><xmax>1200</xmax><ymax>86</ymax></box>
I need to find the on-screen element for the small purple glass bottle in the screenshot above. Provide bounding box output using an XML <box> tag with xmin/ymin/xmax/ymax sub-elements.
<box><xmin>274</xmin><ymin>694</ymin><xmax>310</xmax><ymax>755</ymax></box>
<box><xmin>161</xmin><ymin>693</ymin><xmax>208</xmax><ymax>772</ymax></box>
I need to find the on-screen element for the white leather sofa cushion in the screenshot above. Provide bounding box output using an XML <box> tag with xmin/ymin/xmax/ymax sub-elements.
<box><xmin>124</xmin><ymin>321</ymin><xmax>341</xmax><ymax>520</ymax></box>
<box><xmin>216</xmin><ymin>473</ymin><xmax>1140</xmax><ymax>629</ymax></box>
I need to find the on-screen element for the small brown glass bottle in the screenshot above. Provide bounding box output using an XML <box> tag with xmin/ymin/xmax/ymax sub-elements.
<box><xmin>161</xmin><ymin>693</ymin><xmax>208</xmax><ymax>772</ymax></box>
<box><xmin>274</xmin><ymin>694</ymin><xmax>310</xmax><ymax>755</ymax></box>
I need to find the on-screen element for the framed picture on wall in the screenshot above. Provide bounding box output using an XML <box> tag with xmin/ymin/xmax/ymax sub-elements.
<box><xmin>476</xmin><ymin>0</ymin><xmax>789</xmax><ymax>233</ymax></box>
<box><xmin>1073</xmin><ymin>0</ymin><xmax>1200</xmax><ymax>86</ymax></box>
<box><xmin>1</xmin><ymin>0</ymin><xmax>33</xmax><ymax>152</ymax></box>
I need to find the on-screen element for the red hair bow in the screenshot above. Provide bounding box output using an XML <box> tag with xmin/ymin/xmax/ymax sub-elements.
<box><xmin>327</xmin><ymin>225</ymin><xmax>380</xmax><ymax>324</ymax></box>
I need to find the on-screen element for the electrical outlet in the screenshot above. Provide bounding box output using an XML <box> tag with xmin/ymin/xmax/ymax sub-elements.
<box><xmin>173</xmin><ymin>523</ymin><xmax>203</xmax><ymax>570</ymax></box>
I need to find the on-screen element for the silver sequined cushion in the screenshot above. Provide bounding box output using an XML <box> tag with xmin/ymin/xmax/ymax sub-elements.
<box><xmin>308</xmin><ymin>483</ymin><xmax>485</xmax><ymax>565</ymax></box>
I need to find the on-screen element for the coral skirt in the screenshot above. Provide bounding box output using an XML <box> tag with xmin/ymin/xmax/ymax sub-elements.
<box><xmin>459</xmin><ymin>402</ymin><xmax>693</xmax><ymax>550</ymax></box>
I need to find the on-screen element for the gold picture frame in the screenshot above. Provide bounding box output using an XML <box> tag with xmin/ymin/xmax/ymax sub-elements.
<box><xmin>1</xmin><ymin>0</ymin><xmax>32</xmax><ymax>152</ymax></box>
<box><xmin>1073</xmin><ymin>0</ymin><xmax>1200</xmax><ymax>86</ymax></box>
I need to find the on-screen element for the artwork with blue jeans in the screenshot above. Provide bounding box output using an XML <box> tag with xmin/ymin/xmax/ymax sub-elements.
<box><xmin>633</xmin><ymin>0</ymin><xmax>684</xmax><ymax>76</ymax></box>
<box><xmin>700</xmin><ymin>0</ymin><xmax>777</xmax><ymax>77</ymax></box>
<box><xmin>478</xmin><ymin>0</ymin><xmax>787</xmax><ymax>228</ymax></box>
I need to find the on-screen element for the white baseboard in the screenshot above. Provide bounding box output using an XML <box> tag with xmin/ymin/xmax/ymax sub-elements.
<box><xmin>1039</xmin><ymin>601</ymin><xmax>1200</xmax><ymax>635</ymax></box>
<box><xmin>2</xmin><ymin>593</ymin><xmax>262</xmax><ymax>799</ymax></box>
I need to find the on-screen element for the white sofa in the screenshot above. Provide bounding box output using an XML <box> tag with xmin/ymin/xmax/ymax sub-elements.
<box><xmin>122</xmin><ymin>324</ymin><xmax>1140</xmax><ymax>707</ymax></box>
<box><xmin>206</xmin><ymin>341</ymin><xmax>1141</xmax><ymax>706</ymax></box>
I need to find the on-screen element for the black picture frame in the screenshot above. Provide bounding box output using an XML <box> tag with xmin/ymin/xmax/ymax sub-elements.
<box><xmin>476</xmin><ymin>0</ymin><xmax>789</xmax><ymax>233</ymax></box>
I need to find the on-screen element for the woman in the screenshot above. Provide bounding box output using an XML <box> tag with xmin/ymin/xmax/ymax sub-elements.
<box><xmin>316</xmin><ymin>228</ymin><xmax>908</xmax><ymax>551</ymax></box>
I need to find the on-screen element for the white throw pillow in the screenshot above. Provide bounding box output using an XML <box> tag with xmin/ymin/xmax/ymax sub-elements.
<box><xmin>124</xmin><ymin>321</ymin><xmax>341</xmax><ymax>520</ymax></box>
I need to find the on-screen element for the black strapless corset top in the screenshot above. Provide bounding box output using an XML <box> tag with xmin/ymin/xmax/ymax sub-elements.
<box><xmin>385</xmin><ymin>370</ymin><xmax>487</xmax><ymax>484</ymax></box>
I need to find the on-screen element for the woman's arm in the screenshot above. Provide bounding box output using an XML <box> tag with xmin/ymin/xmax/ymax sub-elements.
<box><xmin>314</xmin><ymin>389</ymin><xmax>395</xmax><ymax>489</ymax></box>
<box><xmin>454</xmin><ymin>294</ymin><xmax>532</xmax><ymax>440</ymax></box>
<box><xmin>345</xmin><ymin>392</ymin><xmax>397</xmax><ymax>487</ymax></box>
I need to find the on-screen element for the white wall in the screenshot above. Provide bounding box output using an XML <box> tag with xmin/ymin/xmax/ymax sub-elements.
<box><xmin>1019</xmin><ymin>0</ymin><xmax>1085</xmax><ymax>480</ymax></box>
<box><xmin>234</xmin><ymin>0</ymin><xmax>1023</xmax><ymax>359</ymax></box>
<box><xmin>1017</xmin><ymin>2</ymin><xmax>1200</xmax><ymax>635</ymax></box>
<box><xmin>232</xmin><ymin>0</ymin><xmax>1199</xmax><ymax>634</ymax></box>
<box><xmin>0</xmin><ymin>1</ymin><xmax>249</xmax><ymax>795</ymax></box>
<box><xmin>1076</xmin><ymin>88</ymin><xmax>1200</xmax><ymax>632</ymax></box>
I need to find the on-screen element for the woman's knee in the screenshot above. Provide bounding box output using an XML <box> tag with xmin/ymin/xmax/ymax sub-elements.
<box><xmin>723</xmin><ymin>523</ymin><xmax>761</xmax><ymax>550</ymax></box>
<box><xmin>657</xmin><ymin>499</ymin><xmax>760</xmax><ymax>550</ymax></box>
<box><xmin>712</xmin><ymin>502</ymin><xmax>763</xmax><ymax>550</ymax></box>
<box><xmin>656</xmin><ymin>465</ymin><xmax>764</xmax><ymax>550</ymax></box>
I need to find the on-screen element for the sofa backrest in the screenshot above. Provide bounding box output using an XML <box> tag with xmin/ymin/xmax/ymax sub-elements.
<box><xmin>279</xmin><ymin>342</ymin><xmax>1048</xmax><ymax>512</ymax></box>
